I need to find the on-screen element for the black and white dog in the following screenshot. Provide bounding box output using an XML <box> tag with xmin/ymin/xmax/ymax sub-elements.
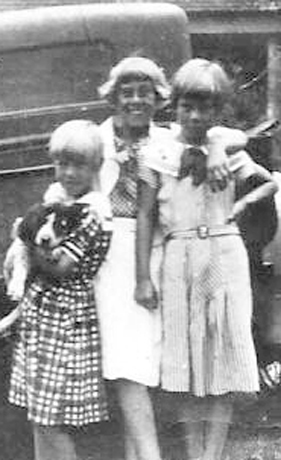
<box><xmin>20</xmin><ymin>201</ymin><xmax>87</xmax><ymax>252</ymax></box>
<box><xmin>0</xmin><ymin>202</ymin><xmax>88</xmax><ymax>334</ymax></box>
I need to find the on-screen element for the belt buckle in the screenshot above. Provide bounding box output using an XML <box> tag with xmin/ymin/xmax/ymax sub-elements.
<box><xmin>197</xmin><ymin>225</ymin><xmax>209</xmax><ymax>239</ymax></box>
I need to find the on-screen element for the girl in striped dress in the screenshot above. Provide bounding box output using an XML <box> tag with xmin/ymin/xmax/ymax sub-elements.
<box><xmin>135</xmin><ymin>59</ymin><xmax>278</xmax><ymax>460</ymax></box>
<box><xmin>8</xmin><ymin>120</ymin><xmax>112</xmax><ymax>460</ymax></box>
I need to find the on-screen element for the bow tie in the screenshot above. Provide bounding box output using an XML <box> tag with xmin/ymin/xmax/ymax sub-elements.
<box><xmin>178</xmin><ymin>146</ymin><xmax>207</xmax><ymax>185</ymax></box>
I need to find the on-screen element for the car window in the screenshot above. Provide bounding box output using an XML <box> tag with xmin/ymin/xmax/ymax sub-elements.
<box><xmin>0</xmin><ymin>40</ymin><xmax>115</xmax><ymax>112</ymax></box>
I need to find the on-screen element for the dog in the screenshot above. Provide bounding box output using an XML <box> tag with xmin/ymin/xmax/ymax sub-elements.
<box><xmin>19</xmin><ymin>201</ymin><xmax>87</xmax><ymax>250</ymax></box>
<box><xmin>0</xmin><ymin>202</ymin><xmax>89</xmax><ymax>335</ymax></box>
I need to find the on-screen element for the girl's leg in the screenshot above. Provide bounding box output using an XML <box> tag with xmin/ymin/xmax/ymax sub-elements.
<box><xmin>178</xmin><ymin>397</ymin><xmax>206</xmax><ymax>460</ymax></box>
<box><xmin>115</xmin><ymin>379</ymin><xmax>162</xmax><ymax>460</ymax></box>
<box><xmin>181</xmin><ymin>421</ymin><xmax>205</xmax><ymax>460</ymax></box>
<box><xmin>203</xmin><ymin>397</ymin><xmax>233</xmax><ymax>460</ymax></box>
<box><xmin>33</xmin><ymin>424</ymin><xmax>77</xmax><ymax>460</ymax></box>
<box><xmin>124</xmin><ymin>424</ymin><xmax>138</xmax><ymax>460</ymax></box>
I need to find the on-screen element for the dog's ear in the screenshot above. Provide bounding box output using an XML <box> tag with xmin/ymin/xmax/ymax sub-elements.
<box><xmin>70</xmin><ymin>203</ymin><xmax>90</xmax><ymax>228</ymax></box>
<box><xmin>58</xmin><ymin>203</ymin><xmax>87</xmax><ymax>234</ymax></box>
<box><xmin>18</xmin><ymin>203</ymin><xmax>49</xmax><ymax>245</ymax></box>
<box><xmin>69</xmin><ymin>203</ymin><xmax>88</xmax><ymax>219</ymax></box>
<box><xmin>45</xmin><ymin>203</ymin><xmax>87</xmax><ymax>239</ymax></box>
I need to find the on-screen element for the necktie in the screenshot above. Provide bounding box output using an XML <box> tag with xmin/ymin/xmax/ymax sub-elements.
<box><xmin>178</xmin><ymin>146</ymin><xmax>207</xmax><ymax>185</ymax></box>
<box><xmin>110</xmin><ymin>136</ymin><xmax>147</xmax><ymax>217</ymax></box>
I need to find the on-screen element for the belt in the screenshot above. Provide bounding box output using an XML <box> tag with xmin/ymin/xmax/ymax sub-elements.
<box><xmin>165</xmin><ymin>225</ymin><xmax>240</xmax><ymax>241</ymax></box>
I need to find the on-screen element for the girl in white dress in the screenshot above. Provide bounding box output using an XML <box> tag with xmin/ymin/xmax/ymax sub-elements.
<box><xmin>96</xmin><ymin>57</ymin><xmax>171</xmax><ymax>460</ymax></box>
<box><xmin>135</xmin><ymin>58</ymin><xmax>278</xmax><ymax>460</ymax></box>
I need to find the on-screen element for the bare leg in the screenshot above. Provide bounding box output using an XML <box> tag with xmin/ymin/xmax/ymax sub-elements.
<box><xmin>33</xmin><ymin>424</ymin><xmax>77</xmax><ymax>460</ymax></box>
<box><xmin>203</xmin><ymin>397</ymin><xmax>233</xmax><ymax>460</ymax></box>
<box><xmin>181</xmin><ymin>421</ymin><xmax>205</xmax><ymax>460</ymax></box>
<box><xmin>177</xmin><ymin>398</ymin><xmax>205</xmax><ymax>460</ymax></box>
<box><xmin>124</xmin><ymin>424</ymin><xmax>138</xmax><ymax>460</ymax></box>
<box><xmin>115</xmin><ymin>379</ymin><xmax>162</xmax><ymax>460</ymax></box>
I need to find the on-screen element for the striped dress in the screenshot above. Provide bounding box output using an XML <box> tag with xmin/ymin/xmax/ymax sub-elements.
<box><xmin>9</xmin><ymin>194</ymin><xmax>112</xmax><ymax>426</ymax></box>
<box><xmin>144</xmin><ymin>143</ymin><xmax>260</xmax><ymax>397</ymax></box>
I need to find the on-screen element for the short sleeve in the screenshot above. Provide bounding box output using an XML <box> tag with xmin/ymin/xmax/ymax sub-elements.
<box><xmin>229</xmin><ymin>151</ymin><xmax>257</xmax><ymax>181</ymax></box>
<box><xmin>60</xmin><ymin>213</ymin><xmax>111</xmax><ymax>267</ymax></box>
<box><xmin>141</xmin><ymin>138</ymin><xmax>184</xmax><ymax>178</ymax></box>
<box><xmin>207</xmin><ymin>126</ymin><xmax>248</xmax><ymax>152</ymax></box>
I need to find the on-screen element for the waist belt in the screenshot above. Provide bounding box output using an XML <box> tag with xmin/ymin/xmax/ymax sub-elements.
<box><xmin>165</xmin><ymin>225</ymin><xmax>240</xmax><ymax>241</ymax></box>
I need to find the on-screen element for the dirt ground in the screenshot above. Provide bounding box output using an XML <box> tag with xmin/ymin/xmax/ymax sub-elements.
<box><xmin>2</xmin><ymin>337</ymin><xmax>281</xmax><ymax>460</ymax></box>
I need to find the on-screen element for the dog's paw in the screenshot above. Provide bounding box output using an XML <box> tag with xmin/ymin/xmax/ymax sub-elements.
<box><xmin>7</xmin><ymin>279</ymin><xmax>26</xmax><ymax>302</ymax></box>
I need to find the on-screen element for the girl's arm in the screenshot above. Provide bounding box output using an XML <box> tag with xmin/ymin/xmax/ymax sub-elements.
<box><xmin>228</xmin><ymin>162</ymin><xmax>278</xmax><ymax>223</ymax></box>
<box><xmin>206</xmin><ymin>127</ymin><xmax>248</xmax><ymax>191</ymax></box>
<box><xmin>135</xmin><ymin>179</ymin><xmax>158</xmax><ymax>310</ymax></box>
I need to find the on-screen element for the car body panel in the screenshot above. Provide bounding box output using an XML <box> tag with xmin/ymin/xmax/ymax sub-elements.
<box><xmin>0</xmin><ymin>3</ymin><xmax>191</xmax><ymax>269</ymax></box>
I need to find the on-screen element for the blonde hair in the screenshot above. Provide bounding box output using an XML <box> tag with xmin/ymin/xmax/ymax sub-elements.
<box><xmin>99</xmin><ymin>56</ymin><xmax>170</xmax><ymax>108</ymax></box>
<box><xmin>171</xmin><ymin>58</ymin><xmax>232</xmax><ymax>108</ymax></box>
<box><xmin>49</xmin><ymin>120</ymin><xmax>104</xmax><ymax>170</ymax></box>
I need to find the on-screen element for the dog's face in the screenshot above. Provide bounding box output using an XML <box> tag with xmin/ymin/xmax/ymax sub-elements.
<box><xmin>18</xmin><ymin>202</ymin><xmax>86</xmax><ymax>249</ymax></box>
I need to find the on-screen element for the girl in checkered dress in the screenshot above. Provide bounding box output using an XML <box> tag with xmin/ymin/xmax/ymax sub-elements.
<box><xmin>135</xmin><ymin>59</ymin><xmax>278</xmax><ymax>460</ymax></box>
<box><xmin>8</xmin><ymin>120</ymin><xmax>112</xmax><ymax>460</ymax></box>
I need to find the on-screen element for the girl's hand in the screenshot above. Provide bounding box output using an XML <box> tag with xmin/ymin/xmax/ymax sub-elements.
<box><xmin>206</xmin><ymin>145</ymin><xmax>231</xmax><ymax>192</ymax></box>
<box><xmin>134</xmin><ymin>279</ymin><xmax>158</xmax><ymax>311</ymax></box>
<box><xmin>227</xmin><ymin>198</ymin><xmax>248</xmax><ymax>223</ymax></box>
<box><xmin>206</xmin><ymin>126</ymin><xmax>247</xmax><ymax>192</ymax></box>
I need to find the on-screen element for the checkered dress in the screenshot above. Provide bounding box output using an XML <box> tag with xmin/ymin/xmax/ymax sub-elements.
<box><xmin>9</xmin><ymin>212</ymin><xmax>111</xmax><ymax>426</ymax></box>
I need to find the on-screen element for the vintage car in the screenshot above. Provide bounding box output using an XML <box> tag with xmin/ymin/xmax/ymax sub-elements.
<box><xmin>0</xmin><ymin>2</ymin><xmax>191</xmax><ymax>274</ymax></box>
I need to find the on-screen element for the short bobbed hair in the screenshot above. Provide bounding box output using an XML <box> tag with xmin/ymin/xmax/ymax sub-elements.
<box><xmin>171</xmin><ymin>58</ymin><xmax>232</xmax><ymax>108</ymax></box>
<box><xmin>99</xmin><ymin>56</ymin><xmax>170</xmax><ymax>108</ymax></box>
<box><xmin>49</xmin><ymin>120</ymin><xmax>104</xmax><ymax>171</ymax></box>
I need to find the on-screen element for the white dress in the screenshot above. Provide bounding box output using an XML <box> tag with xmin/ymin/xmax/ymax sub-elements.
<box><xmin>95</xmin><ymin>118</ymin><xmax>173</xmax><ymax>386</ymax></box>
